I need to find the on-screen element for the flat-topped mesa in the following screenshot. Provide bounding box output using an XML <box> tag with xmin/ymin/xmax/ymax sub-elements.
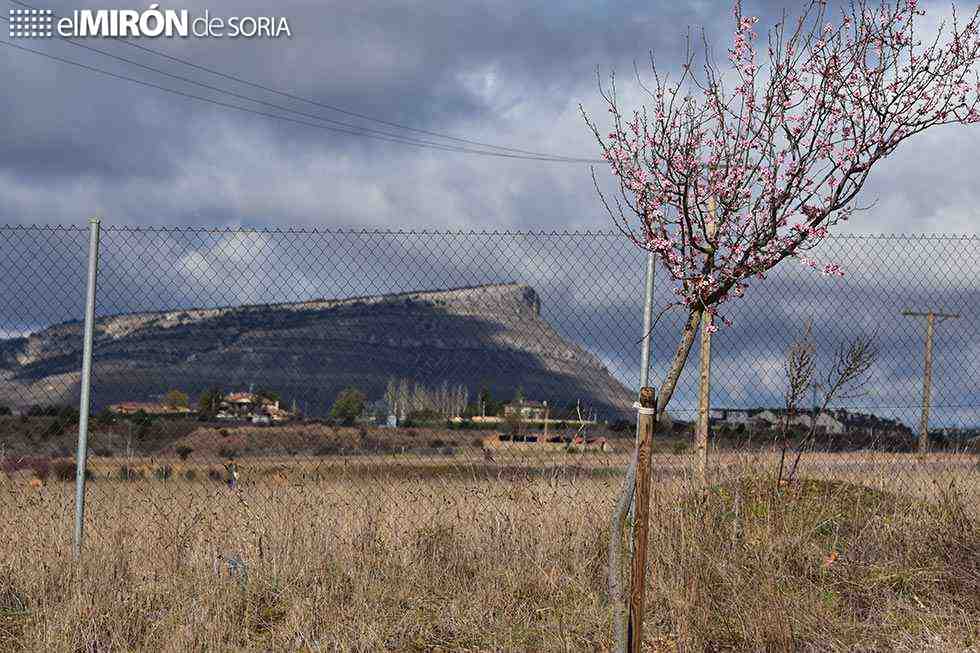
<box><xmin>2</xmin><ymin>283</ymin><xmax>541</xmax><ymax>354</ymax></box>
<box><xmin>95</xmin><ymin>282</ymin><xmax>542</xmax><ymax>339</ymax></box>
<box><xmin>0</xmin><ymin>283</ymin><xmax>629</xmax><ymax>417</ymax></box>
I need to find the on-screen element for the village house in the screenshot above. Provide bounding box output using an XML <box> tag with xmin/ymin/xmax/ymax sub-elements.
<box><xmin>709</xmin><ymin>408</ymin><xmax>776</xmax><ymax>431</ymax></box>
<box><xmin>216</xmin><ymin>391</ymin><xmax>292</xmax><ymax>423</ymax></box>
<box><xmin>710</xmin><ymin>407</ymin><xmax>907</xmax><ymax>437</ymax></box>
<box><xmin>503</xmin><ymin>399</ymin><xmax>549</xmax><ymax>421</ymax></box>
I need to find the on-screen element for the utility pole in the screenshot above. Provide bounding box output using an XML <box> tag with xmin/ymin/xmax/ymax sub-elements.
<box><xmin>901</xmin><ymin>309</ymin><xmax>959</xmax><ymax>453</ymax></box>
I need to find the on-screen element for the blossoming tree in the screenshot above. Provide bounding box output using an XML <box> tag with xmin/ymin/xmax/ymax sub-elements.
<box><xmin>584</xmin><ymin>0</ymin><xmax>980</xmax><ymax>648</ymax></box>
<box><xmin>587</xmin><ymin>0</ymin><xmax>979</xmax><ymax>415</ymax></box>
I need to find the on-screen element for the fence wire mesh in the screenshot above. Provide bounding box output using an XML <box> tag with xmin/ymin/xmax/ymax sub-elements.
<box><xmin>1</xmin><ymin>226</ymin><xmax>978</xmax><ymax>562</ymax></box>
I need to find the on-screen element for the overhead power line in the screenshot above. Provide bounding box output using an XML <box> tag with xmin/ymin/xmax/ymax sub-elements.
<box><xmin>0</xmin><ymin>20</ymin><xmax>590</xmax><ymax>161</ymax></box>
<box><xmin>0</xmin><ymin>35</ymin><xmax>595</xmax><ymax>161</ymax></box>
<box><xmin>0</xmin><ymin>36</ymin><xmax>579</xmax><ymax>159</ymax></box>
<box><xmin>4</xmin><ymin>0</ymin><xmax>603</xmax><ymax>163</ymax></box>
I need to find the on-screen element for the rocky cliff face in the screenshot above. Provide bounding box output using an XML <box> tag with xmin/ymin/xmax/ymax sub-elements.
<box><xmin>0</xmin><ymin>283</ymin><xmax>633</xmax><ymax>418</ymax></box>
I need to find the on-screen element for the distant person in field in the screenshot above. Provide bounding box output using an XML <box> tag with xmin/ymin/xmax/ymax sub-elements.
<box><xmin>224</xmin><ymin>460</ymin><xmax>238</xmax><ymax>489</ymax></box>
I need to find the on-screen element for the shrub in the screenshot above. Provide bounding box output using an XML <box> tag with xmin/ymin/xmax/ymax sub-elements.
<box><xmin>52</xmin><ymin>460</ymin><xmax>76</xmax><ymax>481</ymax></box>
<box><xmin>329</xmin><ymin>388</ymin><xmax>367</xmax><ymax>425</ymax></box>
<box><xmin>197</xmin><ymin>387</ymin><xmax>223</xmax><ymax>417</ymax></box>
<box><xmin>217</xmin><ymin>447</ymin><xmax>238</xmax><ymax>460</ymax></box>
<box><xmin>206</xmin><ymin>467</ymin><xmax>223</xmax><ymax>483</ymax></box>
<box><xmin>163</xmin><ymin>389</ymin><xmax>189</xmax><ymax>410</ymax></box>
<box><xmin>32</xmin><ymin>458</ymin><xmax>50</xmax><ymax>481</ymax></box>
<box><xmin>26</xmin><ymin>405</ymin><xmax>56</xmax><ymax>417</ymax></box>
<box><xmin>154</xmin><ymin>465</ymin><xmax>173</xmax><ymax>481</ymax></box>
<box><xmin>117</xmin><ymin>464</ymin><xmax>142</xmax><ymax>481</ymax></box>
<box><xmin>43</xmin><ymin>420</ymin><xmax>64</xmax><ymax>439</ymax></box>
<box><xmin>94</xmin><ymin>408</ymin><xmax>115</xmax><ymax>425</ymax></box>
<box><xmin>182</xmin><ymin>469</ymin><xmax>197</xmax><ymax>482</ymax></box>
<box><xmin>3</xmin><ymin>457</ymin><xmax>52</xmax><ymax>481</ymax></box>
<box><xmin>314</xmin><ymin>443</ymin><xmax>341</xmax><ymax>457</ymax></box>
<box><xmin>175</xmin><ymin>445</ymin><xmax>194</xmax><ymax>461</ymax></box>
<box><xmin>0</xmin><ymin>405</ymin><xmax>10</xmax><ymax>416</ymax></box>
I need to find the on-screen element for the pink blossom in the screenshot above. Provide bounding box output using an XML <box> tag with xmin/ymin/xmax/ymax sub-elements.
<box><xmin>587</xmin><ymin>0</ymin><xmax>979</xmax><ymax>326</ymax></box>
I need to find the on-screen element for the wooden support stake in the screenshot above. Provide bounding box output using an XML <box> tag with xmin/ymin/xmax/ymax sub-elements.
<box><xmin>627</xmin><ymin>386</ymin><xmax>658</xmax><ymax>653</ymax></box>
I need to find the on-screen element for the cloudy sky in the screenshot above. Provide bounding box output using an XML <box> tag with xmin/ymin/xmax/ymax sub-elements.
<box><xmin>1</xmin><ymin>0</ymin><xmax>978</xmax><ymax>232</ymax></box>
<box><xmin>1</xmin><ymin>0</ymin><xmax>978</xmax><ymax>428</ymax></box>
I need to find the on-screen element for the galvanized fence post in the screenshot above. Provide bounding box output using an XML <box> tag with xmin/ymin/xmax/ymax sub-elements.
<box><xmin>73</xmin><ymin>217</ymin><xmax>101</xmax><ymax>559</ymax></box>
<box><xmin>630</xmin><ymin>251</ymin><xmax>656</xmax><ymax>514</ymax></box>
<box><xmin>639</xmin><ymin>250</ymin><xmax>655</xmax><ymax>389</ymax></box>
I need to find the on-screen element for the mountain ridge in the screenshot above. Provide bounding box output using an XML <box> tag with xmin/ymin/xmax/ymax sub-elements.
<box><xmin>0</xmin><ymin>283</ymin><xmax>633</xmax><ymax>418</ymax></box>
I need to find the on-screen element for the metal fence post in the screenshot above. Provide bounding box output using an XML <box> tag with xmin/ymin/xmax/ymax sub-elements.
<box><xmin>639</xmin><ymin>250</ymin><xmax>655</xmax><ymax>389</ymax></box>
<box><xmin>73</xmin><ymin>217</ymin><xmax>101</xmax><ymax>559</ymax></box>
<box><xmin>630</xmin><ymin>251</ymin><xmax>656</xmax><ymax>512</ymax></box>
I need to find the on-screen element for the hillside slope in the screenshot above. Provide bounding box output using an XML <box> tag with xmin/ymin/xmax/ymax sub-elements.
<box><xmin>0</xmin><ymin>283</ymin><xmax>633</xmax><ymax>418</ymax></box>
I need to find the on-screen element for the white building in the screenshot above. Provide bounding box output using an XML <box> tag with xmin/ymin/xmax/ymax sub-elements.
<box><xmin>711</xmin><ymin>408</ymin><xmax>846</xmax><ymax>434</ymax></box>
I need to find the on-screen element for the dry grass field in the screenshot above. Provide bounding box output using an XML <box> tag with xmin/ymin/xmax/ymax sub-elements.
<box><xmin>1</xmin><ymin>450</ymin><xmax>978</xmax><ymax>651</ymax></box>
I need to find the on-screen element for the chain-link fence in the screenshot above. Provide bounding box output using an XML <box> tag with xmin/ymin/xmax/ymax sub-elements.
<box><xmin>1</xmin><ymin>225</ymin><xmax>978</xmax><ymax>560</ymax></box>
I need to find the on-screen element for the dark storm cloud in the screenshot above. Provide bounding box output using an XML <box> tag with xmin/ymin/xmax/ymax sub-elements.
<box><xmin>0</xmin><ymin>0</ymin><xmax>709</xmax><ymax>225</ymax></box>
<box><xmin>1</xmin><ymin>0</ymin><xmax>976</xmax><ymax>231</ymax></box>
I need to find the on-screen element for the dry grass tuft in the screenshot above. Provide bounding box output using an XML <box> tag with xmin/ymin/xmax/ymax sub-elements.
<box><xmin>0</xmin><ymin>453</ymin><xmax>977</xmax><ymax>651</ymax></box>
<box><xmin>649</xmin><ymin>476</ymin><xmax>980</xmax><ymax>651</ymax></box>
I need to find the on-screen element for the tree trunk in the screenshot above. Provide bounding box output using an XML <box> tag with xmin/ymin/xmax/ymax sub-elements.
<box><xmin>652</xmin><ymin>309</ymin><xmax>703</xmax><ymax>412</ymax></box>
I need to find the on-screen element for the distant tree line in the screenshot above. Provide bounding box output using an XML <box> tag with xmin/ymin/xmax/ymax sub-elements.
<box><xmin>384</xmin><ymin>378</ymin><xmax>469</xmax><ymax>421</ymax></box>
